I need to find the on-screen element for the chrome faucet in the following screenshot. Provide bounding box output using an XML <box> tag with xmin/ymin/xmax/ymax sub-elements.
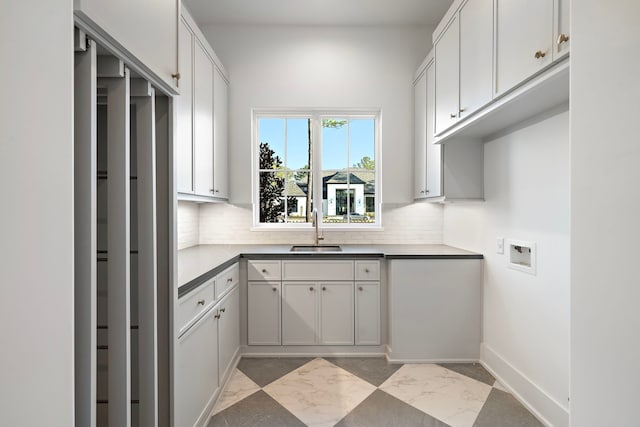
<box><xmin>312</xmin><ymin>208</ymin><xmax>324</xmax><ymax>246</ymax></box>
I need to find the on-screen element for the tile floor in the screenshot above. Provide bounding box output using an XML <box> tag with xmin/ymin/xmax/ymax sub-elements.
<box><xmin>207</xmin><ymin>357</ymin><xmax>544</xmax><ymax>427</ymax></box>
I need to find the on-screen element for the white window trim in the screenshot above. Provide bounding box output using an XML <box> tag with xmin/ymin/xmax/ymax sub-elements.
<box><xmin>251</xmin><ymin>108</ymin><xmax>382</xmax><ymax>230</ymax></box>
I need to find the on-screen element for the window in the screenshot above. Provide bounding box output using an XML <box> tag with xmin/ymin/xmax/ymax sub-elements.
<box><xmin>254</xmin><ymin>111</ymin><xmax>380</xmax><ymax>228</ymax></box>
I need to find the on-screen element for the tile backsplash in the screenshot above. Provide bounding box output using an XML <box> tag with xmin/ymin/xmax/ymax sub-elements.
<box><xmin>178</xmin><ymin>201</ymin><xmax>443</xmax><ymax>249</ymax></box>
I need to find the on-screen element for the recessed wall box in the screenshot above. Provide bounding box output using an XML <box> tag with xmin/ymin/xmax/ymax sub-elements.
<box><xmin>507</xmin><ymin>240</ymin><xmax>536</xmax><ymax>275</ymax></box>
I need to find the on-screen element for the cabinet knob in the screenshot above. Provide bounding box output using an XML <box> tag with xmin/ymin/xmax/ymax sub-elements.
<box><xmin>171</xmin><ymin>72</ymin><xmax>181</xmax><ymax>81</ymax></box>
<box><xmin>262</xmin><ymin>269</ymin><xmax>267</xmax><ymax>273</ymax></box>
<box><xmin>358</xmin><ymin>286</ymin><xmax>364</xmax><ymax>291</ymax></box>
<box><xmin>450</xmin><ymin>113</ymin><xmax>457</xmax><ymax>119</ymax></box>
<box><xmin>272</xmin><ymin>287</ymin><xmax>277</xmax><ymax>292</ymax></box>
<box><xmin>309</xmin><ymin>287</ymin><xmax>314</xmax><ymax>291</ymax></box>
<box><xmin>214</xmin><ymin>189</ymin><xmax>220</xmax><ymax>193</ymax></box>
<box><xmin>426</xmin><ymin>189</ymin><xmax>430</xmax><ymax>193</ymax></box>
<box><xmin>459</xmin><ymin>107</ymin><xmax>466</xmax><ymax>113</ymax></box>
<box><xmin>364</xmin><ymin>269</ymin><xmax>370</xmax><ymax>273</ymax></box>
<box><xmin>197</xmin><ymin>299</ymin><xmax>205</xmax><ymax>306</ymax></box>
<box><xmin>534</xmin><ymin>50</ymin><xmax>547</xmax><ymax>59</ymax></box>
<box><xmin>420</xmin><ymin>190</ymin><xmax>425</xmax><ymax>194</ymax></box>
<box><xmin>214</xmin><ymin>313</ymin><xmax>221</xmax><ymax>319</ymax></box>
<box><xmin>210</xmin><ymin>189</ymin><xmax>215</xmax><ymax>193</ymax></box>
<box><xmin>322</xmin><ymin>286</ymin><xmax>326</xmax><ymax>291</ymax></box>
<box><xmin>220</xmin><ymin>308</ymin><xmax>226</xmax><ymax>313</ymax></box>
<box><xmin>557</xmin><ymin>33</ymin><xmax>570</xmax><ymax>45</ymax></box>
<box><xmin>227</xmin><ymin>277</ymin><xmax>233</xmax><ymax>283</ymax></box>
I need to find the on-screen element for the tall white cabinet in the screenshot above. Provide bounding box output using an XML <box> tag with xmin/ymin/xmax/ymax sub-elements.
<box><xmin>177</xmin><ymin>7</ymin><xmax>230</xmax><ymax>201</ymax></box>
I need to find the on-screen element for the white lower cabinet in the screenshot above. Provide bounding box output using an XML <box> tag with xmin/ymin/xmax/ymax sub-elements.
<box><xmin>319</xmin><ymin>282</ymin><xmax>354</xmax><ymax>345</ymax></box>
<box><xmin>282</xmin><ymin>282</ymin><xmax>318</xmax><ymax>345</ymax></box>
<box><xmin>355</xmin><ymin>282</ymin><xmax>380</xmax><ymax>345</ymax></box>
<box><xmin>175</xmin><ymin>308</ymin><xmax>219</xmax><ymax>427</ymax></box>
<box><xmin>218</xmin><ymin>286</ymin><xmax>240</xmax><ymax>384</ymax></box>
<box><xmin>248</xmin><ymin>281</ymin><xmax>281</xmax><ymax>345</ymax></box>
<box><xmin>387</xmin><ymin>259</ymin><xmax>482</xmax><ymax>361</ymax></box>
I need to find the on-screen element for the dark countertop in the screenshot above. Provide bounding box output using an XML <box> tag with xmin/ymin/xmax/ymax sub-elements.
<box><xmin>177</xmin><ymin>244</ymin><xmax>483</xmax><ymax>296</ymax></box>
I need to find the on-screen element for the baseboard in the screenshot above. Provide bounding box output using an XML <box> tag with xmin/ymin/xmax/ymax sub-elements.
<box><xmin>387</xmin><ymin>356</ymin><xmax>480</xmax><ymax>364</ymax></box>
<box><xmin>240</xmin><ymin>344</ymin><xmax>386</xmax><ymax>357</ymax></box>
<box><xmin>480</xmin><ymin>343</ymin><xmax>569</xmax><ymax>427</ymax></box>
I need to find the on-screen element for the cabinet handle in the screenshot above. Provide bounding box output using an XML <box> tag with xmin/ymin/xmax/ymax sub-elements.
<box><xmin>214</xmin><ymin>313</ymin><xmax>221</xmax><ymax>319</ymax></box>
<box><xmin>171</xmin><ymin>72</ymin><xmax>181</xmax><ymax>81</ymax></box>
<box><xmin>534</xmin><ymin>50</ymin><xmax>547</xmax><ymax>59</ymax></box>
<box><xmin>197</xmin><ymin>299</ymin><xmax>205</xmax><ymax>306</ymax></box>
<box><xmin>227</xmin><ymin>277</ymin><xmax>233</xmax><ymax>283</ymax></box>
<box><xmin>309</xmin><ymin>287</ymin><xmax>314</xmax><ymax>291</ymax></box>
<box><xmin>220</xmin><ymin>308</ymin><xmax>226</xmax><ymax>313</ymax></box>
<box><xmin>450</xmin><ymin>113</ymin><xmax>457</xmax><ymax>119</ymax></box>
<box><xmin>272</xmin><ymin>287</ymin><xmax>277</xmax><ymax>292</ymax></box>
<box><xmin>557</xmin><ymin>33</ymin><xmax>569</xmax><ymax>45</ymax></box>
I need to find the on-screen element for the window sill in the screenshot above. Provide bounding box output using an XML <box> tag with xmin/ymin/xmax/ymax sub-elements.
<box><xmin>250</xmin><ymin>225</ymin><xmax>384</xmax><ymax>232</ymax></box>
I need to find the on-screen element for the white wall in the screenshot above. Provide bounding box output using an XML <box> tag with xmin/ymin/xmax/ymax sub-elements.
<box><xmin>0</xmin><ymin>2</ymin><xmax>75</xmax><ymax>426</ymax></box>
<box><xmin>201</xmin><ymin>24</ymin><xmax>433</xmax><ymax>205</ymax></box>
<box><xmin>570</xmin><ymin>2</ymin><xmax>640</xmax><ymax>426</ymax></box>
<box><xmin>444</xmin><ymin>110</ymin><xmax>570</xmax><ymax>427</ymax></box>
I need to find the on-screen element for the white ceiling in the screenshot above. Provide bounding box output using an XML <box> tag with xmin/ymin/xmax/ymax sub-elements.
<box><xmin>183</xmin><ymin>0</ymin><xmax>454</xmax><ymax>27</ymax></box>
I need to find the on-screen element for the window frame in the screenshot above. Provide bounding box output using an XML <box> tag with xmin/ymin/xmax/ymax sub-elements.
<box><xmin>252</xmin><ymin>108</ymin><xmax>382</xmax><ymax>230</ymax></box>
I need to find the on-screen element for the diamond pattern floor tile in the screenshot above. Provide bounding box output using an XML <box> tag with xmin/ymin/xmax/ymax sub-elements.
<box><xmin>335</xmin><ymin>389</ymin><xmax>452</xmax><ymax>427</ymax></box>
<box><xmin>208</xmin><ymin>357</ymin><xmax>544</xmax><ymax>427</ymax></box>
<box><xmin>324</xmin><ymin>357</ymin><xmax>402</xmax><ymax>386</ymax></box>
<box><xmin>263</xmin><ymin>358</ymin><xmax>376</xmax><ymax>427</ymax></box>
<box><xmin>379</xmin><ymin>364</ymin><xmax>492</xmax><ymax>427</ymax></box>
<box><xmin>212</xmin><ymin>369</ymin><xmax>261</xmax><ymax>415</ymax></box>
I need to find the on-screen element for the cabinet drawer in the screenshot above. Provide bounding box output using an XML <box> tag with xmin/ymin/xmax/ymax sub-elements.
<box><xmin>282</xmin><ymin>260</ymin><xmax>354</xmax><ymax>281</ymax></box>
<box><xmin>215</xmin><ymin>263</ymin><xmax>239</xmax><ymax>300</ymax></box>
<box><xmin>355</xmin><ymin>261</ymin><xmax>380</xmax><ymax>281</ymax></box>
<box><xmin>248</xmin><ymin>260</ymin><xmax>281</xmax><ymax>281</ymax></box>
<box><xmin>177</xmin><ymin>279</ymin><xmax>215</xmax><ymax>335</ymax></box>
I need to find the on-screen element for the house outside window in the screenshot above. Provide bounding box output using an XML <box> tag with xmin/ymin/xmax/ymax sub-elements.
<box><xmin>253</xmin><ymin>110</ymin><xmax>381</xmax><ymax>228</ymax></box>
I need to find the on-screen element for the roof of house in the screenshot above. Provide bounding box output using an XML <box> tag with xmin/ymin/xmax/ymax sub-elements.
<box><xmin>287</xmin><ymin>168</ymin><xmax>375</xmax><ymax>197</ymax></box>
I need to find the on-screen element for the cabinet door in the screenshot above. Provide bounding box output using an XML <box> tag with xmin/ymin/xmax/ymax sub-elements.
<box><xmin>282</xmin><ymin>283</ymin><xmax>317</xmax><ymax>345</ymax></box>
<box><xmin>218</xmin><ymin>286</ymin><xmax>240</xmax><ymax>383</ymax></box>
<box><xmin>193</xmin><ymin>39</ymin><xmax>214</xmax><ymax>196</ymax></box>
<box><xmin>495</xmin><ymin>0</ymin><xmax>554</xmax><ymax>95</ymax></box>
<box><xmin>319</xmin><ymin>282</ymin><xmax>354</xmax><ymax>345</ymax></box>
<box><xmin>213</xmin><ymin>66</ymin><xmax>229</xmax><ymax>199</ymax></box>
<box><xmin>425</xmin><ymin>63</ymin><xmax>442</xmax><ymax>198</ymax></box>
<box><xmin>176</xmin><ymin>19</ymin><xmax>193</xmax><ymax>193</ymax></box>
<box><xmin>554</xmin><ymin>0</ymin><xmax>570</xmax><ymax>59</ymax></box>
<box><xmin>413</xmin><ymin>68</ymin><xmax>428</xmax><ymax>199</ymax></box>
<box><xmin>248</xmin><ymin>282</ymin><xmax>281</xmax><ymax>345</ymax></box>
<box><xmin>355</xmin><ymin>282</ymin><xmax>380</xmax><ymax>345</ymax></box>
<box><xmin>459</xmin><ymin>0</ymin><xmax>494</xmax><ymax>118</ymax></box>
<box><xmin>174</xmin><ymin>309</ymin><xmax>219</xmax><ymax>427</ymax></box>
<box><xmin>434</xmin><ymin>15</ymin><xmax>460</xmax><ymax>135</ymax></box>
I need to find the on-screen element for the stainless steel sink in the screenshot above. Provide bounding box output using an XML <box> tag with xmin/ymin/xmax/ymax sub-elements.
<box><xmin>290</xmin><ymin>245</ymin><xmax>342</xmax><ymax>252</ymax></box>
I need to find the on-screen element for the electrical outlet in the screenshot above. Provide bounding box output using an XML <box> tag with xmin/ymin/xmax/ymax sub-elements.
<box><xmin>496</xmin><ymin>237</ymin><xmax>504</xmax><ymax>254</ymax></box>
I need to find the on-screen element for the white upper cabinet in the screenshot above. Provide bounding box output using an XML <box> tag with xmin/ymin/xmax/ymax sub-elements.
<box><xmin>434</xmin><ymin>0</ymin><xmax>493</xmax><ymax>135</ymax></box>
<box><xmin>495</xmin><ymin>0</ymin><xmax>554</xmax><ymax>95</ymax></box>
<box><xmin>213</xmin><ymin>66</ymin><xmax>229</xmax><ymax>199</ymax></box>
<box><xmin>74</xmin><ymin>0</ymin><xmax>179</xmax><ymax>91</ymax></box>
<box><xmin>458</xmin><ymin>0</ymin><xmax>494</xmax><ymax>118</ymax></box>
<box><xmin>424</xmin><ymin>63</ymin><xmax>443</xmax><ymax>199</ymax></box>
<box><xmin>554</xmin><ymin>0</ymin><xmax>570</xmax><ymax>59</ymax></box>
<box><xmin>177</xmin><ymin>6</ymin><xmax>230</xmax><ymax>201</ymax></box>
<box><xmin>434</xmin><ymin>16</ymin><xmax>460</xmax><ymax>135</ymax></box>
<box><xmin>413</xmin><ymin>67</ymin><xmax>427</xmax><ymax>199</ymax></box>
<box><xmin>193</xmin><ymin>39</ymin><xmax>215</xmax><ymax>197</ymax></box>
<box><xmin>176</xmin><ymin>19</ymin><xmax>194</xmax><ymax>193</ymax></box>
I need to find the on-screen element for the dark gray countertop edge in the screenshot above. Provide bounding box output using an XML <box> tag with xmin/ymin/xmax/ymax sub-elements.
<box><xmin>178</xmin><ymin>251</ymin><xmax>483</xmax><ymax>298</ymax></box>
<box><xmin>384</xmin><ymin>254</ymin><xmax>484</xmax><ymax>260</ymax></box>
